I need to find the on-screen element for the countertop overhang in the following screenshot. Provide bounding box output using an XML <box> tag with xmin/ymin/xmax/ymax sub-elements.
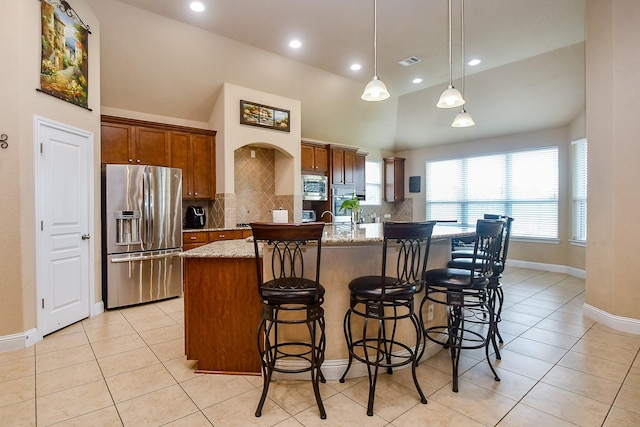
<box><xmin>180</xmin><ymin>223</ymin><xmax>475</xmax><ymax>259</ymax></box>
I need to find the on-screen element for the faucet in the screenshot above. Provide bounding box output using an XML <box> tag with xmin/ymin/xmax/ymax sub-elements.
<box><xmin>320</xmin><ymin>211</ymin><xmax>333</xmax><ymax>221</ymax></box>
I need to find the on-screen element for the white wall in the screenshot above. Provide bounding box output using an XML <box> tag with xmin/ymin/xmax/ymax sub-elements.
<box><xmin>0</xmin><ymin>0</ymin><xmax>101</xmax><ymax>341</ymax></box>
<box><xmin>210</xmin><ymin>83</ymin><xmax>302</xmax><ymax>196</ymax></box>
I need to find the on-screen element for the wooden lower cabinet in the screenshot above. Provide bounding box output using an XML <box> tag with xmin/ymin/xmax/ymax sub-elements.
<box><xmin>183</xmin><ymin>231</ymin><xmax>208</xmax><ymax>251</ymax></box>
<box><xmin>183</xmin><ymin>229</ymin><xmax>252</xmax><ymax>251</ymax></box>
<box><xmin>184</xmin><ymin>257</ymin><xmax>262</xmax><ymax>374</ymax></box>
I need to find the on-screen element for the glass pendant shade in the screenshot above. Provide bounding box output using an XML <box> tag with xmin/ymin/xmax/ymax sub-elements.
<box><xmin>361</xmin><ymin>77</ymin><xmax>390</xmax><ymax>101</ymax></box>
<box><xmin>437</xmin><ymin>85</ymin><xmax>465</xmax><ymax>108</ymax></box>
<box><xmin>451</xmin><ymin>108</ymin><xmax>475</xmax><ymax>127</ymax></box>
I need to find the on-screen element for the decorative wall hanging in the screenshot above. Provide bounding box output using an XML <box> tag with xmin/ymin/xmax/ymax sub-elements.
<box><xmin>240</xmin><ymin>100</ymin><xmax>290</xmax><ymax>132</ymax></box>
<box><xmin>409</xmin><ymin>176</ymin><xmax>421</xmax><ymax>193</ymax></box>
<box><xmin>38</xmin><ymin>0</ymin><xmax>91</xmax><ymax>110</ymax></box>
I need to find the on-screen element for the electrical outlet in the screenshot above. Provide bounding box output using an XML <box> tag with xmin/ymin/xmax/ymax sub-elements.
<box><xmin>427</xmin><ymin>304</ymin><xmax>434</xmax><ymax>321</ymax></box>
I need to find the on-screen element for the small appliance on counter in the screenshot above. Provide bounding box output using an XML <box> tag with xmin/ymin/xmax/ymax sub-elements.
<box><xmin>185</xmin><ymin>205</ymin><xmax>206</xmax><ymax>229</ymax></box>
<box><xmin>302</xmin><ymin>210</ymin><xmax>316</xmax><ymax>223</ymax></box>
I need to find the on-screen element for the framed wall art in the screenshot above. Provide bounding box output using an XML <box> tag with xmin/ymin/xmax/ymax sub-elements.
<box><xmin>39</xmin><ymin>0</ymin><xmax>91</xmax><ymax>110</ymax></box>
<box><xmin>240</xmin><ymin>100</ymin><xmax>290</xmax><ymax>132</ymax></box>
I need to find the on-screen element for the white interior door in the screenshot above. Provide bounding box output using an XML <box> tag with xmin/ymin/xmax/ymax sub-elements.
<box><xmin>36</xmin><ymin>117</ymin><xmax>93</xmax><ymax>336</ymax></box>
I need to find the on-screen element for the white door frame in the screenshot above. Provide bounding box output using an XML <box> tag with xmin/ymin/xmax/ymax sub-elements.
<box><xmin>34</xmin><ymin>115</ymin><xmax>96</xmax><ymax>341</ymax></box>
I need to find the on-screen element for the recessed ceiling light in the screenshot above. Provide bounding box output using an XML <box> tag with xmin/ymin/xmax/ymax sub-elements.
<box><xmin>350</xmin><ymin>63</ymin><xmax>362</xmax><ymax>71</ymax></box>
<box><xmin>289</xmin><ymin>40</ymin><xmax>302</xmax><ymax>49</ymax></box>
<box><xmin>412</xmin><ymin>78</ymin><xmax>423</xmax><ymax>84</ymax></box>
<box><xmin>468</xmin><ymin>59</ymin><xmax>481</xmax><ymax>66</ymax></box>
<box><xmin>189</xmin><ymin>2</ymin><xmax>205</xmax><ymax>12</ymax></box>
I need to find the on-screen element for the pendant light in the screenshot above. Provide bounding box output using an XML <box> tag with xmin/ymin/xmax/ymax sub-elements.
<box><xmin>452</xmin><ymin>0</ymin><xmax>475</xmax><ymax>127</ymax></box>
<box><xmin>437</xmin><ymin>0</ymin><xmax>465</xmax><ymax>108</ymax></box>
<box><xmin>361</xmin><ymin>0</ymin><xmax>390</xmax><ymax>101</ymax></box>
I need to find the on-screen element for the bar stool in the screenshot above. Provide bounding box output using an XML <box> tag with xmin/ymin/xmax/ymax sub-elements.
<box><xmin>448</xmin><ymin>214</ymin><xmax>513</xmax><ymax>357</ymax></box>
<box><xmin>420</xmin><ymin>219</ymin><xmax>504</xmax><ymax>392</ymax></box>
<box><xmin>250</xmin><ymin>222</ymin><xmax>327</xmax><ymax>419</ymax></box>
<box><xmin>339</xmin><ymin>221</ymin><xmax>436</xmax><ymax>416</ymax></box>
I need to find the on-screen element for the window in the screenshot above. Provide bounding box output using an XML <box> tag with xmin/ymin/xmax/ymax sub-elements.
<box><xmin>572</xmin><ymin>139</ymin><xmax>587</xmax><ymax>242</ymax></box>
<box><xmin>425</xmin><ymin>147</ymin><xmax>559</xmax><ymax>239</ymax></box>
<box><xmin>361</xmin><ymin>160</ymin><xmax>382</xmax><ymax>205</ymax></box>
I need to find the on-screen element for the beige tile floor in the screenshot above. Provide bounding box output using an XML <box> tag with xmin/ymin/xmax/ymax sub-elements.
<box><xmin>1</xmin><ymin>267</ymin><xmax>639</xmax><ymax>426</ymax></box>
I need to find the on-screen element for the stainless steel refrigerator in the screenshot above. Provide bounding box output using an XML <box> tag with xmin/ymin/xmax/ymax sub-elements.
<box><xmin>101</xmin><ymin>164</ymin><xmax>183</xmax><ymax>309</ymax></box>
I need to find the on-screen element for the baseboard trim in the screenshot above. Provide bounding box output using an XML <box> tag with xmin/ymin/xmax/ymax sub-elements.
<box><xmin>508</xmin><ymin>260</ymin><xmax>585</xmax><ymax>279</ymax></box>
<box><xmin>93</xmin><ymin>301</ymin><xmax>104</xmax><ymax>316</ymax></box>
<box><xmin>583</xmin><ymin>304</ymin><xmax>640</xmax><ymax>335</ymax></box>
<box><xmin>0</xmin><ymin>302</ymin><xmax>105</xmax><ymax>354</ymax></box>
<box><xmin>509</xmin><ymin>261</ymin><xmax>640</xmax><ymax>334</ymax></box>
<box><xmin>0</xmin><ymin>328</ymin><xmax>39</xmax><ymax>353</ymax></box>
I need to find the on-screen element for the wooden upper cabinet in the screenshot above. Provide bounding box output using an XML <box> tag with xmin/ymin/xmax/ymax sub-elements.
<box><xmin>331</xmin><ymin>147</ymin><xmax>357</xmax><ymax>186</ymax></box>
<box><xmin>101</xmin><ymin>120</ymin><xmax>168</xmax><ymax>166</ymax></box>
<box><xmin>101</xmin><ymin>115</ymin><xmax>217</xmax><ymax>199</ymax></box>
<box><xmin>331</xmin><ymin>149</ymin><xmax>345</xmax><ymax>184</ymax></box>
<box><xmin>170</xmin><ymin>132</ymin><xmax>190</xmax><ymax>197</ymax></box>
<box><xmin>135</xmin><ymin>126</ymin><xmax>170</xmax><ymax>166</ymax></box>
<box><xmin>344</xmin><ymin>149</ymin><xmax>355</xmax><ymax>185</ymax></box>
<box><xmin>355</xmin><ymin>152</ymin><xmax>367</xmax><ymax>197</ymax></box>
<box><xmin>101</xmin><ymin>122</ymin><xmax>132</xmax><ymax>164</ymax></box>
<box><xmin>301</xmin><ymin>142</ymin><xmax>328</xmax><ymax>173</ymax></box>
<box><xmin>384</xmin><ymin>157</ymin><xmax>405</xmax><ymax>202</ymax></box>
<box><xmin>191</xmin><ymin>134</ymin><xmax>215</xmax><ymax>199</ymax></box>
<box><xmin>170</xmin><ymin>132</ymin><xmax>215</xmax><ymax>199</ymax></box>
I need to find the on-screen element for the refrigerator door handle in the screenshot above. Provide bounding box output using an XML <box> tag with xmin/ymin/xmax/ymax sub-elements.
<box><xmin>110</xmin><ymin>251</ymin><xmax>181</xmax><ymax>263</ymax></box>
<box><xmin>143</xmin><ymin>168</ymin><xmax>153</xmax><ymax>246</ymax></box>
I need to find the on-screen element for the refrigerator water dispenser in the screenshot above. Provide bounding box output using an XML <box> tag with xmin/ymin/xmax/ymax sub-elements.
<box><xmin>114</xmin><ymin>210</ymin><xmax>141</xmax><ymax>245</ymax></box>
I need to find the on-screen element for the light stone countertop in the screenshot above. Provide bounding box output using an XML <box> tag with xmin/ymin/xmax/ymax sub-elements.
<box><xmin>180</xmin><ymin>223</ymin><xmax>476</xmax><ymax>259</ymax></box>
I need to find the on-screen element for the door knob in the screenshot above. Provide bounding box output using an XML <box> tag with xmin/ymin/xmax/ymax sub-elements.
<box><xmin>82</xmin><ymin>234</ymin><xmax>91</xmax><ymax>240</ymax></box>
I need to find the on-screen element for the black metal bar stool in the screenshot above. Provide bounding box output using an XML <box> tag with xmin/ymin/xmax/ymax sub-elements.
<box><xmin>420</xmin><ymin>219</ymin><xmax>504</xmax><ymax>392</ymax></box>
<box><xmin>250</xmin><ymin>222</ymin><xmax>327</xmax><ymax>419</ymax></box>
<box><xmin>339</xmin><ymin>221</ymin><xmax>436</xmax><ymax>416</ymax></box>
<box><xmin>448</xmin><ymin>214</ymin><xmax>513</xmax><ymax>358</ymax></box>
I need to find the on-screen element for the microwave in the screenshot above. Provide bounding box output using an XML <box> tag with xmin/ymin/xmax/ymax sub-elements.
<box><xmin>302</xmin><ymin>174</ymin><xmax>328</xmax><ymax>201</ymax></box>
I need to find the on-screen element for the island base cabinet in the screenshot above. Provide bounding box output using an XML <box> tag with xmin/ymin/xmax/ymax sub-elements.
<box><xmin>184</xmin><ymin>257</ymin><xmax>262</xmax><ymax>374</ymax></box>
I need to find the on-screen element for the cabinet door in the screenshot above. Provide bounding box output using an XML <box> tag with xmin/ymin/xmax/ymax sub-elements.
<box><xmin>191</xmin><ymin>134</ymin><xmax>214</xmax><ymax>199</ymax></box>
<box><xmin>394</xmin><ymin>159</ymin><xmax>405</xmax><ymax>201</ymax></box>
<box><xmin>101</xmin><ymin>122</ymin><xmax>133</xmax><ymax>164</ymax></box>
<box><xmin>343</xmin><ymin>149</ymin><xmax>356</xmax><ymax>185</ymax></box>
<box><xmin>384</xmin><ymin>157</ymin><xmax>405</xmax><ymax>202</ymax></box>
<box><xmin>314</xmin><ymin>146</ymin><xmax>328</xmax><ymax>172</ymax></box>
<box><xmin>355</xmin><ymin>153</ymin><xmax>366</xmax><ymax>196</ymax></box>
<box><xmin>135</xmin><ymin>127</ymin><xmax>169</xmax><ymax>166</ymax></box>
<box><xmin>209</xmin><ymin>229</ymin><xmax>243</xmax><ymax>241</ymax></box>
<box><xmin>301</xmin><ymin>144</ymin><xmax>314</xmax><ymax>171</ymax></box>
<box><xmin>170</xmin><ymin>132</ymin><xmax>191</xmax><ymax>198</ymax></box>
<box><xmin>332</xmin><ymin>149</ymin><xmax>345</xmax><ymax>184</ymax></box>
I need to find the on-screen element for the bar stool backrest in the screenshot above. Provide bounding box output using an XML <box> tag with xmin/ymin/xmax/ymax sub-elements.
<box><xmin>483</xmin><ymin>214</ymin><xmax>514</xmax><ymax>274</ymax></box>
<box><xmin>381</xmin><ymin>221</ymin><xmax>437</xmax><ymax>293</ymax></box>
<box><xmin>472</xmin><ymin>219</ymin><xmax>505</xmax><ymax>281</ymax></box>
<box><xmin>250</xmin><ymin>222</ymin><xmax>325</xmax><ymax>295</ymax></box>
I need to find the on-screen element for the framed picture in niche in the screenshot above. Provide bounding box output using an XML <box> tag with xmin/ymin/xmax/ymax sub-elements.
<box><xmin>409</xmin><ymin>176</ymin><xmax>421</xmax><ymax>193</ymax></box>
<box><xmin>240</xmin><ymin>100</ymin><xmax>290</xmax><ymax>132</ymax></box>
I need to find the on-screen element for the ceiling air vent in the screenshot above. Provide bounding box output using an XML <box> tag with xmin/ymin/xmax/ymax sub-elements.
<box><xmin>398</xmin><ymin>56</ymin><xmax>422</xmax><ymax>67</ymax></box>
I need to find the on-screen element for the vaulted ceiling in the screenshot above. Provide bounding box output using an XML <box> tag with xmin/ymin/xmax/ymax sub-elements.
<box><xmin>89</xmin><ymin>0</ymin><xmax>585</xmax><ymax>151</ymax></box>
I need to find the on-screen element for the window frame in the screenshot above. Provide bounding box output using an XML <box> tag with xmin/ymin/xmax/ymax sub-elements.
<box><xmin>425</xmin><ymin>147</ymin><xmax>559</xmax><ymax>241</ymax></box>
<box><xmin>361</xmin><ymin>159</ymin><xmax>382</xmax><ymax>206</ymax></box>
<box><xmin>571</xmin><ymin>138</ymin><xmax>587</xmax><ymax>243</ymax></box>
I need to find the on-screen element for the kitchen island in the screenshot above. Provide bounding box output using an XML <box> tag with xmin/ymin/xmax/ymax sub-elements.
<box><xmin>181</xmin><ymin>223</ymin><xmax>475</xmax><ymax>378</ymax></box>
